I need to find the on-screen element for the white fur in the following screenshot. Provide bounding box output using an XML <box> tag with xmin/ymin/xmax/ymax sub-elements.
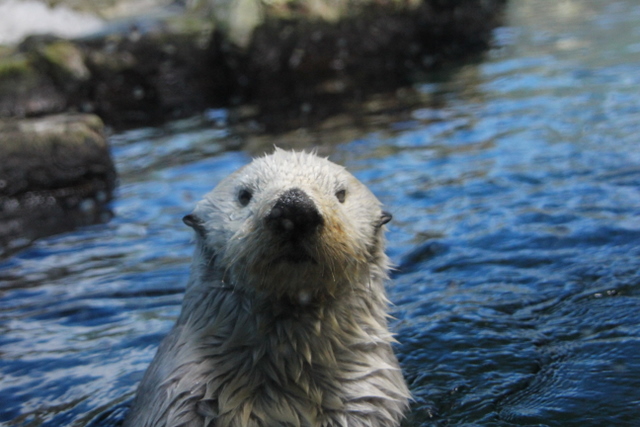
<box><xmin>124</xmin><ymin>149</ymin><xmax>410</xmax><ymax>427</ymax></box>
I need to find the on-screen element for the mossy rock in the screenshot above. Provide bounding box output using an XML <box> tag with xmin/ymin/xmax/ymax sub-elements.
<box><xmin>0</xmin><ymin>113</ymin><xmax>116</xmax><ymax>256</ymax></box>
<box><xmin>36</xmin><ymin>40</ymin><xmax>91</xmax><ymax>85</ymax></box>
<box><xmin>0</xmin><ymin>54</ymin><xmax>32</xmax><ymax>79</ymax></box>
<box><xmin>0</xmin><ymin>0</ymin><xmax>507</xmax><ymax>129</ymax></box>
<box><xmin>0</xmin><ymin>113</ymin><xmax>114</xmax><ymax>198</ymax></box>
<box><xmin>0</xmin><ymin>46</ymin><xmax>67</xmax><ymax>117</ymax></box>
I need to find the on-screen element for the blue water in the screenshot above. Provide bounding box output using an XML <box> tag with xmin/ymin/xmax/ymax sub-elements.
<box><xmin>2</xmin><ymin>1</ymin><xmax>640</xmax><ymax>426</ymax></box>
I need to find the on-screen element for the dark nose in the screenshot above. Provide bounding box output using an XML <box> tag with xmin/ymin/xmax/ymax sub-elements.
<box><xmin>266</xmin><ymin>188</ymin><xmax>323</xmax><ymax>238</ymax></box>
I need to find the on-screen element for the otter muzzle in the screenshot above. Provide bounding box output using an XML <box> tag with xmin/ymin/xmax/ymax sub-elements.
<box><xmin>265</xmin><ymin>188</ymin><xmax>323</xmax><ymax>239</ymax></box>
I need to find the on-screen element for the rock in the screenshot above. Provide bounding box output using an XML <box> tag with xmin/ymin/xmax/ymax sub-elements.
<box><xmin>231</xmin><ymin>0</ymin><xmax>508</xmax><ymax>130</ymax></box>
<box><xmin>78</xmin><ymin>21</ymin><xmax>223</xmax><ymax>127</ymax></box>
<box><xmin>0</xmin><ymin>45</ymin><xmax>67</xmax><ymax>117</ymax></box>
<box><xmin>0</xmin><ymin>0</ymin><xmax>508</xmax><ymax>129</ymax></box>
<box><xmin>31</xmin><ymin>39</ymin><xmax>91</xmax><ymax>89</ymax></box>
<box><xmin>198</xmin><ymin>0</ymin><xmax>425</xmax><ymax>49</ymax></box>
<box><xmin>0</xmin><ymin>113</ymin><xmax>116</xmax><ymax>257</ymax></box>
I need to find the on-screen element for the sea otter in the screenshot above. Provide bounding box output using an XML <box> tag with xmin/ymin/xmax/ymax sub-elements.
<box><xmin>123</xmin><ymin>149</ymin><xmax>409</xmax><ymax>427</ymax></box>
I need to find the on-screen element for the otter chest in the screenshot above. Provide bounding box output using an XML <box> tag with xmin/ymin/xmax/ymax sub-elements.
<box><xmin>193</xmin><ymin>307</ymin><xmax>353</xmax><ymax>426</ymax></box>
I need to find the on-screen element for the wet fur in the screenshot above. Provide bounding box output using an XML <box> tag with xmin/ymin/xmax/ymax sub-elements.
<box><xmin>124</xmin><ymin>149</ymin><xmax>410</xmax><ymax>427</ymax></box>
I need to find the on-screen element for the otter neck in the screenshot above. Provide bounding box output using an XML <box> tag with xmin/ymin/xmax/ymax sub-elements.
<box><xmin>208</xmin><ymin>279</ymin><xmax>349</xmax><ymax>318</ymax></box>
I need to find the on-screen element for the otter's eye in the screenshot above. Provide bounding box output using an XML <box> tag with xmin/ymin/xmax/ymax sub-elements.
<box><xmin>238</xmin><ymin>189</ymin><xmax>253</xmax><ymax>206</ymax></box>
<box><xmin>335</xmin><ymin>189</ymin><xmax>346</xmax><ymax>203</ymax></box>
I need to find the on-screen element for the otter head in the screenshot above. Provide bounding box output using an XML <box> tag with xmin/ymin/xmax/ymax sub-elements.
<box><xmin>184</xmin><ymin>149</ymin><xmax>392</xmax><ymax>303</ymax></box>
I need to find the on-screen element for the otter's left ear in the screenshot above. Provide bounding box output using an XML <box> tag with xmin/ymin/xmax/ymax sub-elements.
<box><xmin>375</xmin><ymin>211</ymin><xmax>393</xmax><ymax>228</ymax></box>
<box><xmin>183</xmin><ymin>213</ymin><xmax>206</xmax><ymax>237</ymax></box>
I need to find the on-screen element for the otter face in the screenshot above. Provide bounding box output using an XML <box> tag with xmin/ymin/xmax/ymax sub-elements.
<box><xmin>186</xmin><ymin>149</ymin><xmax>391</xmax><ymax>301</ymax></box>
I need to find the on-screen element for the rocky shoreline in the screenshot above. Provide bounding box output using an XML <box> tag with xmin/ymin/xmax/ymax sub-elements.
<box><xmin>0</xmin><ymin>0</ymin><xmax>507</xmax><ymax>254</ymax></box>
<box><xmin>1</xmin><ymin>0</ymin><xmax>507</xmax><ymax>128</ymax></box>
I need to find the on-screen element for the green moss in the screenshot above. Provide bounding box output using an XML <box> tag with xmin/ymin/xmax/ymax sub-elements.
<box><xmin>165</xmin><ymin>14</ymin><xmax>215</xmax><ymax>37</ymax></box>
<box><xmin>41</xmin><ymin>42</ymin><xmax>72</xmax><ymax>66</ymax></box>
<box><xmin>40</xmin><ymin>41</ymin><xmax>90</xmax><ymax>81</ymax></box>
<box><xmin>0</xmin><ymin>55</ymin><xmax>33</xmax><ymax>80</ymax></box>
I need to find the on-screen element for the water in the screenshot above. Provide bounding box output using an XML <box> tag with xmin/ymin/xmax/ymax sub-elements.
<box><xmin>2</xmin><ymin>1</ymin><xmax>640</xmax><ymax>426</ymax></box>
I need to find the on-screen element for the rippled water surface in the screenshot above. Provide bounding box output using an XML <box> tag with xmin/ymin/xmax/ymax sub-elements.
<box><xmin>2</xmin><ymin>1</ymin><xmax>640</xmax><ymax>426</ymax></box>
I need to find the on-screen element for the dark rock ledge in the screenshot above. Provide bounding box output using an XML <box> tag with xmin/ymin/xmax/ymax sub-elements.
<box><xmin>1</xmin><ymin>0</ymin><xmax>508</xmax><ymax>128</ymax></box>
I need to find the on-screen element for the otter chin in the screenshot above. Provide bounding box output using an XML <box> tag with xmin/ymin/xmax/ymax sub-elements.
<box><xmin>123</xmin><ymin>149</ymin><xmax>410</xmax><ymax>427</ymax></box>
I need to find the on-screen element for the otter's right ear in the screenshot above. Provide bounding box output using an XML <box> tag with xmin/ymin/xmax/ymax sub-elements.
<box><xmin>183</xmin><ymin>214</ymin><xmax>206</xmax><ymax>237</ymax></box>
<box><xmin>375</xmin><ymin>211</ymin><xmax>393</xmax><ymax>228</ymax></box>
